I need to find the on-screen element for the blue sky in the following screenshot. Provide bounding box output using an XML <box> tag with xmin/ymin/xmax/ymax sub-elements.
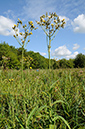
<box><xmin>0</xmin><ymin>0</ymin><xmax>85</xmax><ymax>60</ymax></box>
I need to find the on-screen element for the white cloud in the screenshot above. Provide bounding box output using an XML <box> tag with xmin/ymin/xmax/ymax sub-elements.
<box><xmin>40</xmin><ymin>52</ymin><xmax>46</xmax><ymax>56</ymax></box>
<box><xmin>72</xmin><ymin>14</ymin><xmax>85</xmax><ymax>33</ymax></box>
<box><xmin>0</xmin><ymin>16</ymin><xmax>15</xmax><ymax>36</ymax></box>
<box><xmin>73</xmin><ymin>43</ymin><xmax>80</xmax><ymax>50</ymax></box>
<box><xmin>51</xmin><ymin>45</ymin><xmax>71</xmax><ymax>57</ymax></box>
<box><xmin>51</xmin><ymin>45</ymin><xmax>79</xmax><ymax>59</ymax></box>
<box><xmin>66</xmin><ymin>51</ymin><xmax>78</xmax><ymax>59</ymax></box>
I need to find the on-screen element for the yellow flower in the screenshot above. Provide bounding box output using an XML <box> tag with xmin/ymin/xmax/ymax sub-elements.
<box><xmin>43</xmin><ymin>20</ymin><xmax>45</xmax><ymax>23</ymax></box>
<box><xmin>14</xmin><ymin>24</ymin><xmax>17</xmax><ymax>27</ymax></box>
<box><xmin>30</xmin><ymin>67</ymin><xmax>32</xmax><ymax>69</ymax></box>
<box><xmin>54</xmin><ymin>20</ymin><xmax>57</xmax><ymax>23</ymax></box>
<box><xmin>29</xmin><ymin>32</ymin><xmax>32</xmax><ymax>35</ymax></box>
<box><xmin>18</xmin><ymin>18</ymin><xmax>20</xmax><ymax>21</ymax></box>
<box><xmin>13</xmin><ymin>35</ymin><xmax>16</xmax><ymax>38</ymax></box>
<box><xmin>51</xmin><ymin>23</ymin><xmax>54</xmax><ymax>25</ymax></box>
<box><xmin>11</xmin><ymin>79</ymin><xmax>14</xmax><ymax>81</ymax></box>
<box><xmin>31</xmin><ymin>24</ymin><xmax>34</xmax><ymax>26</ymax></box>
<box><xmin>28</xmin><ymin>40</ymin><xmax>30</xmax><ymax>42</ymax></box>
<box><xmin>29</xmin><ymin>21</ymin><xmax>33</xmax><ymax>25</ymax></box>
<box><xmin>22</xmin><ymin>40</ymin><xmax>25</xmax><ymax>44</ymax></box>
<box><xmin>9</xmin><ymin>79</ymin><xmax>11</xmax><ymax>82</ymax></box>
<box><xmin>19</xmin><ymin>32</ymin><xmax>22</xmax><ymax>35</ymax></box>
<box><xmin>36</xmin><ymin>21</ymin><xmax>40</xmax><ymax>24</ymax></box>
<box><xmin>42</xmin><ymin>15</ymin><xmax>45</xmax><ymax>18</ymax></box>
<box><xmin>51</xmin><ymin>23</ymin><xmax>54</xmax><ymax>27</ymax></box>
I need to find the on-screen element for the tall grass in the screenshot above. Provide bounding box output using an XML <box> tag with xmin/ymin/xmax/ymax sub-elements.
<box><xmin>0</xmin><ymin>68</ymin><xmax>85</xmax><ymax>128</ymax></box>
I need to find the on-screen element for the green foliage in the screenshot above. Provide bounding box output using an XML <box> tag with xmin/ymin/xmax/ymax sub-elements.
<box><xmin>0</xmin><ymin>69</ymin><xmax>85</xmax><ymax>128</ymax></box>
<box><xmin>0</xmin><ymin>42</ymin><xmax>85</xmax><ymax>69</ymax></box>
<box><xmin>74</xmin><ymin>53</ymin><xmax>85</xmax><ymax>68</ymax></box>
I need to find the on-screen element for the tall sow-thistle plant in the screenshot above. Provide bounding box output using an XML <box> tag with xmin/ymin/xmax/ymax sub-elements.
<box><xmin>12</xmin><ymin>19</ymin><xmax>37</xmax><ymax>82</ymax></box>
<box><xmin>36</xmin><ymin>12</ymin><xmax>65</xmax><ymax>69</ymax></box>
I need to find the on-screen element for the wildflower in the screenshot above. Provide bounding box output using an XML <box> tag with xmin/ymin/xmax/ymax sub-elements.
<box><xmin>9</xmin><ymin>79</ymin><xmax>11</xmax><ymax>82</ymax></box>
<box><xmin>13</xmin><ymin>35</ymin><xmax>16</xmax><ymax>38</ymax></box>
<box><xmin>22</xmin><ymin>40</ymin><xmax>25</xmax><ymax>44</ymax></box>
<box><xmin>30</xmin><ymin>67</ymin><xmax>32</xmax><ymax>69</ymax></box>
<box><xmin>31</xmin><ymin>24</ymin><xmax>34</xmax><ymax>26</ymax></box>
<box><xmin>29</xmin><ymin>32</ymin><xmax>32</xmax><ymax>35</ymax></box>
<box><xmin>11</xmin><ymin>79</ymin><xmax>14</xmax><ymax>81</ymax></box>
<box><xmin>54</xmin><ymin>20</ymin><xmax>57</xmax><ymax>23</ymax></box>
<box><xmin>36</xmin><ymin>21</ymin><xmax>40</xmax><ymax>24</ymax></box>
<box><xmin>18</xmin><ymin>18</ymin><xmax>20</xmax><ymax>21</ymax></box>
<box><xmin>42</xmin><ymin>15</ymin><xmax>45</xmax><ymax>18</ymax></box>
<box><xmin>29</xmin><ymin>21</ymin><xmax>33</xmax><ymax>25</ymax></box>
<box><xmin>48</xmin><ymin>16</ymin><xmax>51</xmax><ymax>19</ymax></box>
<box><xmin>14</xmin><ymin>24</ymin><xmax>17</xmax><ymax>27</ymax></box>
<box><xmin>19</xmin><ymin>32</ymin><xmax>22</xmax><ymax>35</ymax></box>
<box><xmin>12</xmin><ymin>24</ymin><xmax>17</xmax><ymax>29</ymax></box>
<box><xmin>18</xmin><ymin>18</ymin><xmax>22</xmax><ymax>24</ymax></box>
<box><xmin>43</xmin><ymin>20</ymin><xmax>45</xmax><ymax>23</ymax></box>
<box><xmin>62</xmin><ymin>19</ymin><xmax>65</xmax><ymax>21</ymax></box>
<box><xmin>51</xmin><ymin>23</ymin><xmax>54</xmax><ymax>26</ymax></box>
<box><xmin>28</xmin><ymin>40</ymin><xmax>30</xmax><ymax>42</ymax></box>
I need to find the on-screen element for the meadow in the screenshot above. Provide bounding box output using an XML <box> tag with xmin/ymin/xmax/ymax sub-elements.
<box><xmin>0</xmin><ymin>68</ymin><xmax>85</xmax><ymax>129</ymax></box>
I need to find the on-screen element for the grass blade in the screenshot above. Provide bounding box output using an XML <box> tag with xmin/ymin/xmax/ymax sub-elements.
<box><xmin>26</xmin><ymin>106</ymin><xmax>37</xmax><ymax>127</ymax></box>
<box><xmin>53</xmin><ymin>115</ymin><xmax>71</xmax><ymax>129</ymax></box>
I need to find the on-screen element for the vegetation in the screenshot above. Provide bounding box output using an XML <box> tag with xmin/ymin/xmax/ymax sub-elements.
<box><xmin>0</xmin><ymin>68</ymin><xmax>85</xmax><ymax>128</ymax></box>
<box><xmin>0</xmin><ymin>12</ymin><xmax>85</xmax><ymax>129</ymax></box>
<box><xmin>0</xmin><ymin>42</ymin><xmax>85</xmax><ymax>69</ymax></box>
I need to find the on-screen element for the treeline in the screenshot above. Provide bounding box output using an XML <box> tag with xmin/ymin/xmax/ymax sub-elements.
<box><xmin>0</xmin><ymin>42</ymin><xmax>85</xmax><ymax>69</ymax></box>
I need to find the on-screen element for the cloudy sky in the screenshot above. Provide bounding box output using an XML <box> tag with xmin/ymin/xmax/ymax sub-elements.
<box><xmin>0</xmin><ymin>0</ymin><xmax>85</xmax><ymax>59</ymax></box>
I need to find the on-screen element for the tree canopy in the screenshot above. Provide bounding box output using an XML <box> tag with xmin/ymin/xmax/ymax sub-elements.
<box><xmin>0</xmin><ymin>42</ymin><xmax>85</xmax><ymax>69</ymax></box>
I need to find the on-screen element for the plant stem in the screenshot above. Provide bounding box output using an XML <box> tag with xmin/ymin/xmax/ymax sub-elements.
<box><xmin>22</xmin><ymin>46</ymin><xmax>24</xmax><ymax>85</ymax></box>
<box><xmin>48</xmin><ymin>36</ymin><xmax>51</xmax><ymax>69</ymax></box>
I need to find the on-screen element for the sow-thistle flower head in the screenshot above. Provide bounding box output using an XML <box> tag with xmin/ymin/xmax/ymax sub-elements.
<box><xmin>18</xmin><ymin>18</ymin><xmax>22</xmax><ymax>24</ymax></box>
<box><xmin>29</xmin><ymin>21</ymin><xmax>33</xmax><ymax>25</ymax></box>
<box><xmin>43</xmin><ymin>20</ymin><xmax>45</xmax><ymax>23</ymax></box>
<box><xmin>36</xmin><ymin>12</ymin><xmax>66</xmax><ymax>36</ymax></box>
<box><xmin>28</xmin><ymin>40</ymin><xmax>30</xmax><ymax>42</ymax></box>
<box><xmin>48</xmin><ymin>16</ymin><xmax>51</xmax><ymax>19</ymax></box>
<box><xmin>22</xmin><ymin>40</ymin><xmax>25</xmax><ymax>44</ymax></box>
<box><xmin>29</xmin><ymin>32</ymin><xmax>32</xmax><ymax>35</ymax></box>
<box><xmin>14</xmin><ymin>24</ymin><xmax>17</xmax><ymax>27</ymax></box>
<box><xmin>19</xmin><ymin>32</ymin><xmax>22</xmax><ymax>35</ymax></box>
<box><xmin>51</xmin><ymin>23</ymin><xmax>54</xmax><ymax>26</ymax></box>
<box><xmin>30</xmin><ymin>67</ymin><xmax>32</xmax><ymax>69</ymax></box>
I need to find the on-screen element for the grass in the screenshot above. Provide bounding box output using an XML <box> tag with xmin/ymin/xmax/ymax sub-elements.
<box><xmin>0</xmin><ymin>68</ymin><xmax>85</xmax><ymax>129</ymax></box>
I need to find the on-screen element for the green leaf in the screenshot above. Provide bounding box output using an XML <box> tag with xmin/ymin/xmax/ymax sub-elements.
<box><xmin>51</xmin><ymin>100</ymin><xmax>65</xmax><ymax>107</ymax></box>
<box><xmin>49</xmin><ymin>80</ymin><xmax>59</xmax><ymax>93</ymax></box>
<box><xmin>15</xmin><ymin>115</ymin><xmax>25</xmax><ymax>128</ymax></box>
<box><xmin>78</xmin><ymin>126</ymin><xmax>85</xmax><ymax>129</ymax></box>
<box><xmin>26</xmin><ymin>106</ymin><xmax>38</xmax><ymax>127</ymax></box>
<box><xmin>49</xmin><ymin>124</ymin><xmax>55</xmax><ymax>129</ymax></box>
<box><xmin>52</xmin><ymin>115</ymin><xmax>71</xmax><ymax>129</ymax></box>
<box><xmin>35</xmin><ymin>105</ymin><xmax>47</xmax><ymax>116</ymax></box>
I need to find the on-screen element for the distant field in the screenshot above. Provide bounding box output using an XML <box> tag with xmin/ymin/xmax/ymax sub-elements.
<box><xmin>0</xmin><ymin>68</ymin><xmax>85</xmax><ymax>129</ymax></box>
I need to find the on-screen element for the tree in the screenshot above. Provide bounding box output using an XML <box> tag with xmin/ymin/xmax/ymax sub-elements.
<box><xmin>66</xmin><ymin>59</ymin><xmax>74</xmax><ymax>68</ymax></box>
<box><xmin>74</xmin><ymin>53</ymin><xmax>85</xmax><ymax>68</ymax></box>
<box><xmin>59</xmin><ymin>59</ymin><xmax>67</xmax><ymax>68</ymax></box>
